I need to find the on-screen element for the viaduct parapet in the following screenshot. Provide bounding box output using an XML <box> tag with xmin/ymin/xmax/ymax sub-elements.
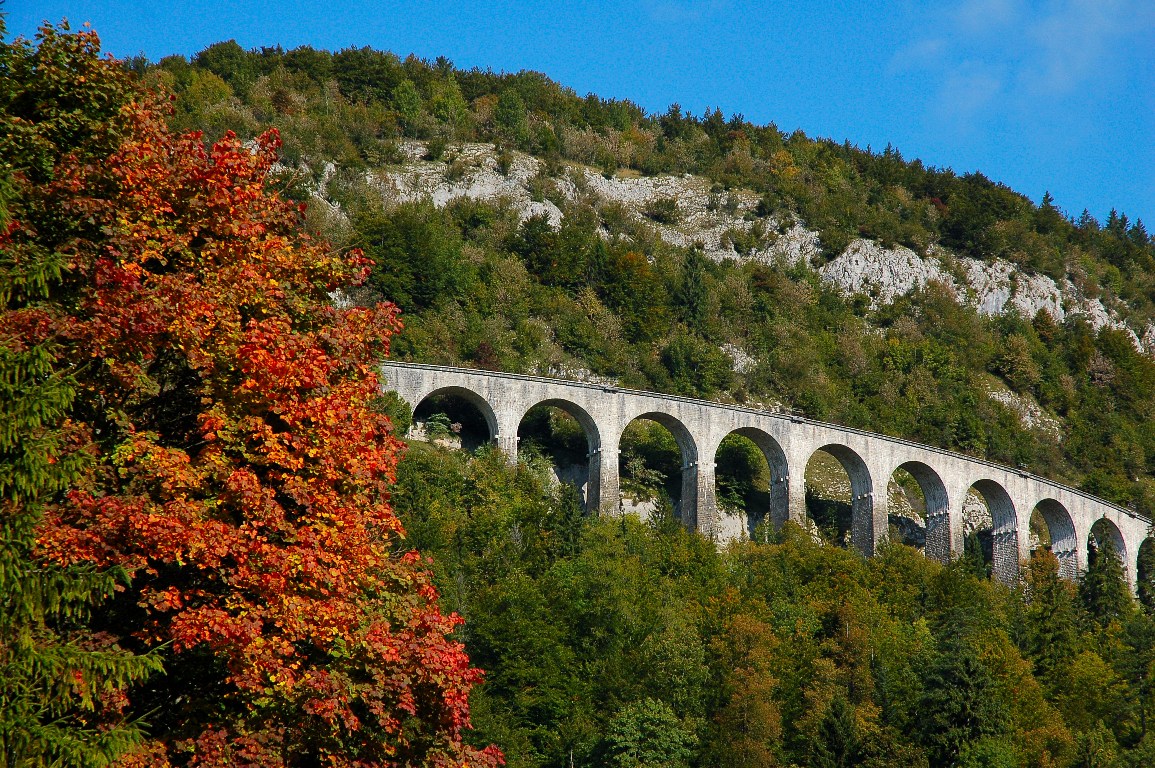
<box><xmin>381</xmin><ymin>361</ymin><xmax>1153</xmax><ymax>586</ymax></box>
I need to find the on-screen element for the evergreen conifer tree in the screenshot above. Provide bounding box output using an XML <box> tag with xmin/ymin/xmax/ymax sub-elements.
<box><xmin>961</xmin><ymin>532</ymin><xmax>991</xmax><ymax>580</ymax></box>
<box><xmin>1138</xmin><ymin>541</ymin><xmax>1155</xmax><ymax>614</ymax></box>
<box><xmin>812</xmin><ymin>695</ymin><xmax>861</xmax><ymax>768</ymax></box>
<box><xmin>674</xmin><ymin>246</ymin><xmax>709</xmax><ymax>333</ymax></box>
<box><xmin>1119</xmin><ymin>612</ymin><xmax>1155</xmax><ymax>741</ymax></box>
<box><xmin>916</xmin><ymin>629</ymin><xmax>1008</xmax><ymax>767</ymax></box>
<box><xmin>1023</xmin><ymin>549</ymin><xmax>1081</xmax><ymax>689</ymax></box>
<box><xmin>1080</xmin><ymin>536</ymin><xmax>1133</xmax><ymax>627</ymax></box>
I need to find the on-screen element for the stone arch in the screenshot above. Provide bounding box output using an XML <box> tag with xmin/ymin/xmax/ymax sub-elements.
<box><xmin>804</xmin><ymin>443</ymin><xmax>876</xmax><ymax>555</ymax></box>
<box><xmin>888</xmin><ymin>461</ymin><xmax>950</xmax><ymax>563</ymax></box>
<box><xmin>1029</xmin><ymin>499</ymin><xmax>1079</xmax><ymax>579</ymax></box>
<box><xmin>632</xmin><ymin>411</ymin><xmax>697</xmax><ymax>465</ymax></box>
<box><xmin>1088</xmin><ymin>517</ymin><xmax>1128</xmax><ymax>569</ymax></box>
<box><xmin>1138</xmin><ymin>537</ymin><xmax>1155</xmax><ymax>611</ymax></box>
<box><xmin>516</xmin><ymin>397</ymin><xmax>602</xmax><ymax>510</ymax></box>
<box><xmin>411</xmin><ymin>385</ymin><xmax>499</xmax><ymax>450</ymax></box>
<box><xmin>618</xmin><ymin>411</ymin><xmax>699</xmax><ymax>528</ymax></box>
<box><xmin>967</xmin><ymin>479</ymin><xmax>1020</xmax><ymax>583</ymax></box>
<box><xmin>711</xmin><ymin>427</ymin><xmax>790</xmax><ymax>539</ymax></box>
<box><xmin>517</xmin><ymin>397</ymin><xmax>601</xmax><ymax>454</ymax></box>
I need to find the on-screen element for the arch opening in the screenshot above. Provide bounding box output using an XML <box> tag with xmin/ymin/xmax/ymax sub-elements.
<box><xmin>516</xmin><ymin>399</ymin><xmax>600</xmax><ymax>509</ymax></box>
<box><xmin>713</xmin><ymin>428</ymin><xmax>788</xmax><ymax>540</ymax></box>
<box><xmin>803</xmin><ymin>444</ymin><xmax>872</xmax><ymax>551</ymax></box>
<box><xmin>1088</xmin><ymin>517</ymin><xmax>1128</xmax><ymax>573</ymax></box>
<box><xmin>963</xmin><ymin>480</ymin><xmax>1019</xmax><ymax>583</ymax></box>
<box><xmin>1138</xmin><ymin>538</ymin><xmax>1155</xmax><ymax>613</ymax></box>
<box><xmin>411</xmin><ymin>386</ymin><xmax>497</xmax><ymax>453</ymax></box>
<box><xmin>1028</xmin><ymin>499</ymin><xmax>1078</xmax><ymax>580</ymax></box>
<box><xmin>618</xmin><ymin>413</ymin><xmax>695</xmax><ymax>527</ymax></box>
<box><xmin>887</xmin><ymin>462</ymin><xmax>949</xmax><ymax>561</ymax></box>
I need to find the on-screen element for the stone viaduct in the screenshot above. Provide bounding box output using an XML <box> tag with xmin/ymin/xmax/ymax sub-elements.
<box><xmin>381</xmin><ymin>361</ymin><xmax>1154</xmax><ymax>587</ymax></box>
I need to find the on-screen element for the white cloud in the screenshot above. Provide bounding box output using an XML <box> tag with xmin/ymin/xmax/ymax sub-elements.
<box><xmin>642</xmin><ymin>0</ymin><xmax>731</xmax><ymax>24</ymax></box>
<box><xmin>888</xmin><ymin>37</ymin><xmax>947</xmax><ymax>73</ymax></box>
<box><xmin>952</xmin><ymin>0</ymin><xmax>1022</xmax><ymax>35</ymax></box>
<box><xmin>903</xmin><ymin>0</ymin><xmax>1153</xmax><ymax>121</ymax></box>
<box><xmin>1023</xmin><ymin>0</ymin><xmax>1131</xmax><ymax>95</ymax></box>
<box><xmin>936</xmin><ymin>62</ymin><xmax>1003</xmax><ymax>124</ymax></box>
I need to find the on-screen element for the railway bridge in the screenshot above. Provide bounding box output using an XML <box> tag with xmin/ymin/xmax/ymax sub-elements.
<box><xmin>381</xmin><ymin>361</ymin><xmax>1154</xmax><ymax>586</ymax></box>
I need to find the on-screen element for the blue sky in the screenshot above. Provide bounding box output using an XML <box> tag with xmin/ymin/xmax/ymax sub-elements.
<box><xmin>9</xmin><ymin>0</ymin><xmax>1155</xmax><ymax>226</ymax></box>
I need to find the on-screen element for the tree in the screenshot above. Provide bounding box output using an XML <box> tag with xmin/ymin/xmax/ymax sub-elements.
<box><xmin>495</xmin><ymin>89</ymin><xmax>529</xmax><ymax>145</ymax></box>
<box><xmin>4</xmin><ymin>23</ymin><xmax>499</xmax><ymax>768</ymax></box>
<box><xmin>1070</xmin><ymin>722</ymin><xmax>1120</xmax><ymax>768</ymax></box>
<box><xmin>1118</xmin><ymin>612</ymin><xmax>1155</xmax><ymax>741</ymax></box>
<box><xmin>916</xmin><ymin>629</ymin><xmax>1008</xmax><ymax>767</ymax></box>
<box><xmin>660</xmin><ymin>331</ymin><xmax>734</xmax><ymax>399</ymax></box>
<box><xmin>674</xmin><ymin>246</ymin><xmax>708</xmax><ymax>333</ymax></box>
<box><xmin>391</xmin><ymin>78</ymin><xmax>425</xmax><ymax>133</ymax></box>
<box><xmin>704</xmin><ymin>613</ymin><xmax>782</xmax><ymax>768</ymax></box>
<box><xmin>1022</xmin><ymin>549</ymin><xmax>1081</xmax><ymax>689</ymax></box>
<box><xmin>1080</xmin><ymin>536</ymin><xmax>1133</xmax><ymax>627</ymax></box>
<box><xmin>1</xmin><ymin>22</ymin><xmax>163</xmax><ymax>766</ymax></box>
<box><xmin>604</xmin><ymin>698</ymin><xmax>697</xmax><ymax>768</ymax></box>
<box><xmin>1137</xmin><ymin>540</ymin><xmax>1155</xmax><ymax>614</ymax></box>
<box><xmin>811</xmin><ymin>695</ymin><xmax>862</xmax><ymax>768</ymax></box>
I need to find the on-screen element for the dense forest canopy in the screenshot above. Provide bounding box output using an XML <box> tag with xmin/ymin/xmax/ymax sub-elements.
<box><xmin>389</xmin><ymin>439</ymin><xmax>1155</xmax><ymax>768</ymax></box>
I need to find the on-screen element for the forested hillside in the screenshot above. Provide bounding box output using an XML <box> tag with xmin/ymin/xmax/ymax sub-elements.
<box><xmin>390</xmin><ymin>441</ymin><xmax>1154</xmax><ymax>768</ymax></box>
<box><xmin>140</xmin><ymin>41</ymin><xmax>1155</xmax><ymax>516</ymax></box>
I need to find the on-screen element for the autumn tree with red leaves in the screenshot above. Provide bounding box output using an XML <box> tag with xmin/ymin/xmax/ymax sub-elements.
<box><xmin>1</xmin><ymin>23</ymin><xmax>500</xmax><ymax>768</ymax></box>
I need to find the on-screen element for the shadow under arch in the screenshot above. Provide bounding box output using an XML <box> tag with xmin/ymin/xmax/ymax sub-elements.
<box><xmin>619</xmin><ymin>410</ymin><xmax>699</xmax><ymax>527</ymax></box>
<box><xmin>1138</xmin><ymin>537</ymin><xmax>1155</xmax><ymax>611</ymax></box>
<box><xmin>806</xmin><ymin>443</ymin><xmax>875</xmax><ymax>556</ymax></box>
<box><xmin>516</xmin><ymin>397</ymin><xmax>603</xmax><ymax>510</ymax></box>
<box><xmin>712</xmin><ymin>426</ymin><xmax>790</xmax><ymax>539</ymax></box>
<box><xmin>1030</xmin><ymin>498</ymin><xmax>1079</xmax><ymax>580</ymax></box>
<box><xmin>411</xmin><ymin>385</ymin><xmax>499</xmax><ymax>449</ymax></box>
<box><xmin>891</xmin><ymin>460</ymin><xmax>950</xmax><ymax>563</ymax></box>
<box><xmin>968</xmin><ymin>478</ymin><xmax>1020</xmax><ymax>583</ymax></box>
<box><xmin>1088</xmin><ymin>516</ymin><xmax>1129</xmax><ymax>572</ymax></box>
<box><xmin>517</xmin><ymin>397</ymin><xmax>601</xmax><ymax>453</ymax></box>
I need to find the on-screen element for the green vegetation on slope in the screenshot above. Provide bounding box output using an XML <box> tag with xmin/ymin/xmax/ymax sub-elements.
<box><xmin>393</xmin><ymin>439</ymin><xmax>1155</xmax><ymax>768</ymax></box>
<box><xmin>138</xmin><ymin>41</ymin><xmax>1155</xmax><ymax>516</ymax></box>
<box><xmin>142</xmin><ymin>40</ymin><xmax>1152</xmax><ymax>289</ymax></box>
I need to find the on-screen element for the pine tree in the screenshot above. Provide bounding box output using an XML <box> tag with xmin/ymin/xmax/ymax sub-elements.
<box><xmin>812</xmin><ymin>695</ymin><xmax>862</xmax><ymax>768</ymax></box>
<box><xmin>674</xmin><ymin>245</ymin><xmax>709</xmax><ymax>333</ymax></box>
<box><xmin>1080</xmin><ymin>537</ymin><xmax>1133</xmax><ymax>627</ymax></box>
<box><xmin>1138</xmin><ymin>540</ymin><xmax>1155</xmax><ymax>615</ymax></box>
<box><xmin>1022</xmin><ymin>549</ymin><xmax>1081</xmax><ymax>689</ymax></box>
<box><xmin>1119</xmin><ymin>612</ymin><xmax>1155</xmax><ymax>741</ymax></box>
<box><xmin>1130</xmin><ymin>219</ymin><xmax>1150</xmax><ymax>248</ymax></box>
<box><xmin>961</xmin><ymin>532</ymin><xmax>990</xmax><ymax>580</ymax></box>
<box><xmin>916</xmin><ymin>629</ymin><xmax>1009</xmax><ymax>767</ymax></box>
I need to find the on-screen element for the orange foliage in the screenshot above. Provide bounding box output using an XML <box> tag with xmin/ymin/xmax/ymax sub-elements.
<box><xmin>3</xmin><ymin>57</ymin><xmax>500</xmax><ymax>766</ymax></box>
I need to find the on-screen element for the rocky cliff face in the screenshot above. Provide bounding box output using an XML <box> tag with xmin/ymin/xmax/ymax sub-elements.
<box><xmin>322</xmin><ymin>140</ymin><xmax>1152</xmax><ymax>353</ymax></box>
<box><xmin>817</xmin><ymin>239</ymin><xmax>1144</xmax><ymax>348</ymax></box>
